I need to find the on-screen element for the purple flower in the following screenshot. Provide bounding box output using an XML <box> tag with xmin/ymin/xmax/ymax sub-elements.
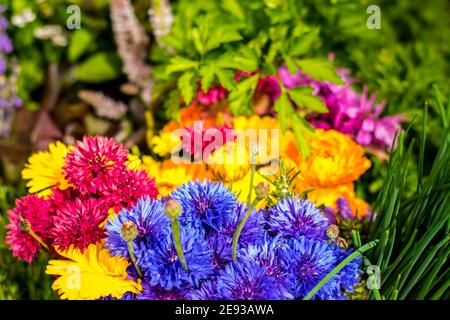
<box><xmin>0</xmin><ymin>7</ymin><xmax>22</xmax><ymax>137</ymax></box>
<box><xmin>0</xmin><ymin>33</ymin><xmax>12</xmax><ymax>53</ymax></box>
<box><xmin>278</xmin><ymin>65</ymin><xmax>405</xmax><ymax>151</ymax></box>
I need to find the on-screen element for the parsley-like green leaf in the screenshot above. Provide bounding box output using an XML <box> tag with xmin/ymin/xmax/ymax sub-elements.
<box><xmin>215</xmin><ymin>68</ymin><xmax>236</xmax><ymax>91</ymax></box>
<box><xmin>295</xmin><ymin>58</ymin><xmax>344</xmax><ymax>84</ymax></box>
<box><xmin>199</xmin><ymin>64</ymin><xmax>216</xmax><ymax>92</ymax></box>
<box><xmin>166</xmin><ymin>56</ymin><xmax>199</xmax><ymax>74</ymax></box>
<box><xmin>177</xmin><ymin>71</ymin><xmax>196</xmax><ymax>105</ymax></box>
<box><xmin>228</xmin><ymin>74</ymin><xmax>259</xmax><ymax>115</ymax></box>
<box><xmin>288</xmin><ymin>87</ymin><xmax>328</xmax><ymax>113</ymax></box>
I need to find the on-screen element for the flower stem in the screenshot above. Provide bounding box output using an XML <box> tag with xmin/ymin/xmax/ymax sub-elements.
<box><xmin>303</xmin><ymin>240</ymin><xmax>379</xmax><ymax>300</ymax></box>
<box><xmin>127</xmin><ymin>241</ymin><xmax>144</xmax><ymax>279</ymax></box>
<box><xmin>171</xmin><ymin>218</ymin><xmax>189</xmax><ymax>272</ymax></box>
<box><xmin>246</xmin><ymin>143</ymin><xmax>259</xmax><ymax>205</ymax></box>
<box><xmin>28</xmin><ymin>229</ymin><xmax>50</xmax><ymax>252</ymax></box>
<box><xmin>232</xmin><ymin>198</ymin><xmax>259</xmax><ymax>261</ymax></box>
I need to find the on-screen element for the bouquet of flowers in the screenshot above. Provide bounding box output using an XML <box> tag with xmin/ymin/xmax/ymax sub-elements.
<box><xmin>6</xmin><ymin>130</ymin><xmax>378</xmax><ymax>300</ymax></box>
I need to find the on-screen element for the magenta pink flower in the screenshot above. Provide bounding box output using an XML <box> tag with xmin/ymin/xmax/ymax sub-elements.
<box><xmin>64</xmin><ymin>136</ymin><xmax>128</xmax><ymax>195</ymax></box>
<box><xmin>5</xmin><ymin>195</ymin><xmax>53</xmax><ymax>263</ymax></box>
<box><xmin>256</xmin><ymin>76</ymin><xmax>281</xmax><ymax>102</ymax></box>
<box><xmin>195</xmin><ymin>86</ymin><xmax>227</xmax><ymax>106</ymax></box>
<box><xmin>105</xmin><ymin>168</ymin><xmax>159</xmax><ymax>212</ymax></box>
<box><xmin>278</xmin><ymin>66</ymin><xmax>405</xmax><ymax>151</ymax></box>
<box><xmin>180</xmin><ymin>121</ymin><xmax>235</xmax><ymax>160</ymax></box>
<box><xmin>50</xmin><ymin>196</ymin><xmax>109</xmax><ymax>251</ymax></box>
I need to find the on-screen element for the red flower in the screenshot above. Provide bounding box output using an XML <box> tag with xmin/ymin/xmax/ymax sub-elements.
<box><xmin>180</xmin><ymin>121</ymin><xmax>235</xmax><ymax>160</ymax></box>
<box><xmin>5</xmin><ymin>195</ymin><xmax>52</xmax><ymax>263</ymax></box>
<box><xmin>64</xmin><ymin>136</ymin><xmax>128</xmax><ymax>195</ymax></box>
<box><xmin>50</xmin><ymin>197</ymin><xmax>109</xmax><ymax>251</ymax></box>
<box><xmin>105</xmin><ymin>168</ymin><xmax>159</xmax><ymax>212</ymax></box>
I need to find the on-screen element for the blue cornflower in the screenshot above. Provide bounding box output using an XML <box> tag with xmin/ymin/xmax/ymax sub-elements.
<box><xmin>189</xmin><ymin>280</ymin><xmax>220</xmax><ymax>300</ymax></box>
<box><xmin>333</xmin><ymin>246</ymin><xmax>363</xmax><ymax>293</ymax></box>
<box><xmin>105</xmin><ymin>197</ymin><xmax>169</xmax><ymax>258</ymax></box>
<box><xmin>215</xmin><ymin>201</ymin><xmax>266</xmax><ymax>245</ymax></box>
<box><xmin>267</xmin><ymin>197</ymin><xmax>329</xmax><ymax>240</ymax></box>
<box><xmin>137</xmin><ymin>283</ymin><xmax>189</xmax><ymax>300</ymax></box>
<box><xmin>239</xmin><ymin>236</ymin><xmax>289</xmax><ymax>282</ymax></box>
<box><xmin>206</xmin><ymin>202</ymin><xmax>267</xmax><ymax>272</ymax></box>
<box><xmin>216</xmin><ymin>260</ymin><xmax>290</xmax><ymax>300</ymax></box>
<box><xmin>281</xmin><ymin>237</ymin><xmax>343</xmax><ymax>300</ymax></box>
<box><xmin>139</xmin><ymin>224</ymin><xmax>214</xmax><ymax>290</ymax></box>
<box><xmin>171</xmin><ymin>180</ymin><xmax>237</xmax><ymax>233</ymax></box>
<box><xmin>100</xmin><ymin>292</ymin><xmax>137</xmax><ymax>300</ymax></box>
<box><xmin>207</xmin><ymin>234</ymin><xmax>233</xmax><ymax>272</ymax></box>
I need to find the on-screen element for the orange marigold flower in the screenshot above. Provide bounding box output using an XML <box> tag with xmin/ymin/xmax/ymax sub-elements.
<box><xmin>285</xmin><ymin>129</ymin><xmax>371</xmax><ymax>189</ymax></box>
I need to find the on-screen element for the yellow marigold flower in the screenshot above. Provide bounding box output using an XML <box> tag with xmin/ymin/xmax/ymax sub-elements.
<box><xmin>227</xmin><ymin>169</ymin><xmax>271</xmax><ymax>209</ymax></box>
<box><xmin>46</xmin><ymin>243</ymin><xmax>142</xmax><ymax>300</ymax></box>
<box><xmin>21</xmin><ymin>141</ymin><xmax>72</xmax><ymax>198</ymax></box>
<box><xmin>302</xmin><ymin>183</ymin><xmax>354</xmax><ymax>210</ymax></box>
<box><xmin>207</xmin><ymin>141</ymin><xmax>250</xmax><ymax>182</ymax></box>
<box><xmin>233</xmin><ymin>115</ymin><xmax>281</xmax><ymax>166</ymax></box>
<box><xmin>298</xmin><ymin>183</ymin><xmax>370</xmax><ymax>218</ymax></box>
<box><xmin>126</xmin><ymin>153</ymin><xmax>143</xmax><ymax>170</ymax></box>
<box><xmin>233</xmin><ymin>115</ymin><xmax>280</xmax><ymax>131</ymax></box>
<box><xmin>287</xmin><ymin>129</ymin><xmax>371</xmax><ymax>188</ymax></box>
<box><xmin>150</xmin><ymin>131</ymin><xmax>181</xmax><ymax>157</ymax></box>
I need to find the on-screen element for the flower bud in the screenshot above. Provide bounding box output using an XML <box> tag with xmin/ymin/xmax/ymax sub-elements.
<box><xmin>255</xmin><ymin>182</ymin><xmax>270</xmax><ymax>200</ymax></box>
<box><xmin>121</xmin><ymin>221</ymin><xmax>138</xmax><ymax>242</ymax></box>
<box><xmin>326</xmin><ymin>224</ymin><xmax>340</xmax><ymax>239</ymax></box>
<box><xmin>165</xmin><ymin>199</ymin><xmax>182</xmax><ymax>219</ymax></box>
<box><xmin>18</xmin><ymin>216</ymin><xmax>31</xmax><ymax>233</ymax></box>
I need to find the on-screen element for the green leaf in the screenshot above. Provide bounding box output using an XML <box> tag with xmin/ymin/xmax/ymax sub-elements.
<box><xmin>228</xmin><ymin>74</ymin><xmax>259</xmax><ymax>115</ymax></box>
<box><xmin>205</xmin><ymin>29</ymin><xmax>242</xmax><ymax>53</ymax></box>
<box><xmin>177</xmin><ymin>71</ymin><xmax>196</xmax><ymax>105</ymax></box>
<box><xmin>75</xmin><ymin>52</ymin><xmax>122</xmax><ymax>83</ymax></box>
<box><xmin>289</xmin><ymin>28</ymin><xmax>320</xmax><ymax>56</ymax></box>
<box><xmin>217</xmin><ymin>47</ymin><xmax>259</xmax><ymax>72</ymax></box>
<box><xmin>221</xmin><ymin>0</ymin><xmax>245</xmax><ymax>20</ymax></box>
<box><xmin>291</xmin><ymin>114</ymin><xmax>312</xmax><ymax>158</ymax></box>
<box><xmin>284</xmin><ymin>55</ymin><xmax>297</xmax><ymax>74</ymax></box>
<box><xmin>199</xmin><ymin>64</ymin><xmax>216</xmax><ymax>92</ymax></box>
<box><xmin>191</xmin><ymin>28</ymin><xmax>205</xmax><ymax>55</ymax></box>
<box><xmin>164</xmin><ymin>90</ymin><xmax>181</xmax><ymax>122</ymax></box>
<box><xmin>166</xmin><ymin>56</ymin><xmax>199</xmax><ymax>74</ymax></box>
<box><xmin>68</xmin><ymin>29</ymin><xmax>94</xmax><ymax>62</ymax></box>
<box><xmin>295</xmin><ymin>58</ymin><xmax>344</xmax><ymax>84</ymax></box>
<box><xmin>304</xmin><ymin>240</ymin><xmax>379</xmax><ymax>300</ymax></box>
<box><xmin>215</xmin><ymin>68</ymin><xmax>236</xmax><ymax>91</ymax></box>
<box><xmin>288</xmin><ymin>87</ymin><xmax>328</xmax><ymax>113</ymax></box>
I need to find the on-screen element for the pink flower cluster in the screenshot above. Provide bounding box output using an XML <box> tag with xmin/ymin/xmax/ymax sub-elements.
<box><xmin>6</xmin><ymin>136</ymin><xmax>158</xmax><ymax>262</ymax></box>
<box><xmin>278</xmin><ymin>66</ymin><xmax>405</xmax><ymax>151</ymax></box>
<box><xmin>180</xmin><ymin>121</ymin><xmax>235</xmax><ymax>160</ymax></box>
